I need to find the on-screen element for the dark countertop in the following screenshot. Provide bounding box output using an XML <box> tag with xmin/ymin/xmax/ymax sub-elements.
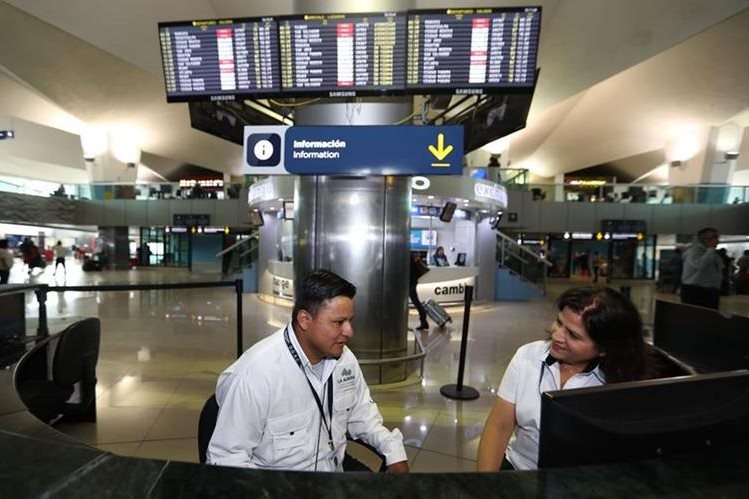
<box><xmin>3</xmin><ymin>364</ymin><xmax>749</xmax><ymax>497</ymax></box>
<box><xmin>2</xmin><ymin>427</ymin><xmax>748</xmax><ymax>499</ymax></box>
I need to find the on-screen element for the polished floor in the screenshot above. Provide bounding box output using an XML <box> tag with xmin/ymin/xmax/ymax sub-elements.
<box><xmin>11</xmin><ymin>259</ymin><xmax>749</xmax><ymax>472</ymax></box>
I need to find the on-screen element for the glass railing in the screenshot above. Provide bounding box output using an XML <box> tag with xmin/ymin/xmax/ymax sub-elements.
<box><xmin>496</xmin><ymin>231</ymin><xmax>550</xmax><ymax>293</ymax></box>
<box><xmin>524</xmin><ymin>183</ymin><xmax>749</xmax><ymax>205</ymax></box>
<box><xmin>0</xmin><ymin>179</ymin><xmax>245</xmax><ymax>201</ymax></box>
<box><xmin>217</xmin><ymin>234</ymin><xmax>259</xmax><ymax>276</ymax></box>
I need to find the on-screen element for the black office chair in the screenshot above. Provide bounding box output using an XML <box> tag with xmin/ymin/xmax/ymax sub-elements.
<box><xmin>198</xmin><ymin>393</ymin><xmax>386</xmax><ymax>471</ymax></box>
<box><xmin>198</xmin><ymin>394</ymin><xmax>219</xmax><ymax>464</ymax></box>
<box><xmin>17</xmin><ymin>318</ymin><xmax>101</xmax><ymax>424</ymax></box>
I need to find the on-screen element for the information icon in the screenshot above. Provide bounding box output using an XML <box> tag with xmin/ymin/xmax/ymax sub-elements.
<box><xmin>246</xmin><ymin>133</ymin><xmax>281</xmax><ymax>166</ymax></box>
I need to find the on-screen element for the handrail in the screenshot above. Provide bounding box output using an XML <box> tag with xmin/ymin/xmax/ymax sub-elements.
<box><xmin>496</xmin><ymin>231</ymin><xmax>552</xmax><ymax>267</ymax></box>
<box><xmin>357</xmin><ymin>329</ymin><xmax>427</xmax><ymax>381</ymax></box>
<box><xmin>216</xmin><ymin>234</ymin><xmax>257</xmax><ymax>258</ymax></box>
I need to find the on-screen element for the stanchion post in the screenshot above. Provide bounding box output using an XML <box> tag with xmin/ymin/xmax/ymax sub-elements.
<box><xmin>35</xmin><ymin>285</ymin><xmax>49</xmax><ymax>338</ymax></box>
<box><xmin>235</xmin><ymin>279</ymin><xmax>244</xmax><ymax>358</ymax></box>
<box><xmin>440</xmin><ymin>285</ymin><xmax>479</xmax><ymax>400</ymax></box>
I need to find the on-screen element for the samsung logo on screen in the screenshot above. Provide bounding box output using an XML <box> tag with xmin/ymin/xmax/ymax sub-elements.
<box><xmin>210</xmin><ymin>95</ymin><xmax>236</xmax><ymax>101</ymax></box>
<box><xmin>456</xmin><ymin>88</ymin><xmax>483</xmax><ymax>95</ymax></box>
<box><xmin>329</xmin><ymin>91</ymin><xmax>356</xmax><ymax>97</ymax></box>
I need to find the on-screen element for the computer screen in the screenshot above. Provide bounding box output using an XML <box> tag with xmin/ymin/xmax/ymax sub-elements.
<box><xmin>283</xmin><ymin>201</ymin><xmax>295</xmax><ymax>221</ymax></box>
<box><xmin>455</xmin><ymin>252</ymin><xmax>467</xmax><ymax>266</ymax></box>
<box><xmin>538</xmin><ymin>370</ymin><xmax>749</xmax><ymax>469</ymax></box>
<box><xmin>0</xmin><ymin>292</ymin><xmax>25</xmax><ymax>341</ymax></box>
<box><xmin>277</xmin><ymin>12</ymin><xmax>407</xmax><ymax>97</ymax></box>
<box><xmin>439</xmin><ymin>201</ymin><xmax>457</xmax><ymax>222</ymax></box>
<box><xmin>248</xmin><ymin>210</ymin><xmax>265</xmax><ymax>227</ymax></box>
<box><xmin>406</xmin><ymin>7</ymin><xmax>541</xmax><ymax>95</ymax></box>
<box><xmin>158</xmin><ymin>17</ymin><xmax>282</xmax><ymax>102</ymax></box>
<box><xmin>653</xmin><ymin>300</ymin><xmax>749</xmax><ymax>372</ymax></box>
<box><xmin>410</xmin><ymin>229</ymin><xmax>437</xmax><ymax>249</ymax></box>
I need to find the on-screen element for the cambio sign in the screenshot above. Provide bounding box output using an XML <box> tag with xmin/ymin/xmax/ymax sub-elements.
<box><xmin>417</xmin><ymin>277</ymin><xmax>475</xmax><ymax>303</ymax></box>
<box><xmin>272</xmin><ymin>276</ymin><xmax>293</xmax><ymax>298</ymax></box>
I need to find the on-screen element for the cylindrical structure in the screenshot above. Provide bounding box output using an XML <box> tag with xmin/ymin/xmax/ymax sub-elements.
<box><xmin>294</xmin><ymin>175</ymin><xmax>410</xmax><ymax>383</ymax></box>
<box><xmin>292</xmin><ymin>0</ymin><xmax>415</xmax><ymax>384</ymax></box>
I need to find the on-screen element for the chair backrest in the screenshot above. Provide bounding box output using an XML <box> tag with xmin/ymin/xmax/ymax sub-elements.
<box><xmin>52</xmin><ymin>318</ymin><xmax>100</xmax><ymax>388</ymax></box>
<box><xmin>198</xmin><ymin>394</ymin><xmax>219</xmax><ymax>464</ymax></box>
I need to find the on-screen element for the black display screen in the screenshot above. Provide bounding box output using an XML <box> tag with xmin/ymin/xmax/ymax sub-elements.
<box><xmin>406</xmin><ymin>7</ymin><xmax>541</xmax><ymax>94</ymax></box>
<box><xmin>158</xmin><ymin>17</ymin><xmax>282</xmax><ymax>102</ymax></box>
<box><xmin>277</xmin><ymin>12</ymin><xmax>407</xmax><ymax>97</ymax></box>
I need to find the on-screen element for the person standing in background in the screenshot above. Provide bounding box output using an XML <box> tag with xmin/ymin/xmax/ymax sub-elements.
<box><xmin>54</xmin><ymin>241</ymin><xmax>69</xmax><ymax>276</ymax></box>
<box><xmin>681</xmin><ymin>227</ymin><xmax>723</xmax><ymax>309</ymax></box>
<box><xmin>0</xmin><ymin>239</ymin><xmax>14</xmax><ymax>284</ymax></box>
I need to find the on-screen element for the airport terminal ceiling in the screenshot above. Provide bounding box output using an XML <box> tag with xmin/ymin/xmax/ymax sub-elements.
<box><xmin>1</xmin><ymin>1</ymin><xmax>749</xmax><ymax>180</ymax></box>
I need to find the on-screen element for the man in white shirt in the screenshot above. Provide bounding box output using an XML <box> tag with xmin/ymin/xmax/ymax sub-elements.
<box><xmin>53</xmin><ymin>241</ymin><xmax>70</xmax><ymax>275</ymax></box>
<box><xmin>681</xmin><ymin>227</ymin><xmax>723</xmax><ymax>310</ymax></box>
<box><xmin>208</xmin><ymin>269</ymin><xmax>409</xmax><ymax>472</ymax></box>
<box><xmin>0</xmin><ymin>239</ymin><xmax>14</xmax><ymax>284</ymax></box>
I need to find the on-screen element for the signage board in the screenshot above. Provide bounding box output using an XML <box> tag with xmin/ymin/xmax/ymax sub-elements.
<box><xmin>244</xmin><ymin>125</ymin><xmax>463</xmax><ymax>176</ymax></box>
<box><xmin>417</xmin><ymin>276</ymin><xmax>476</xmax><ymax>303</ymax></box>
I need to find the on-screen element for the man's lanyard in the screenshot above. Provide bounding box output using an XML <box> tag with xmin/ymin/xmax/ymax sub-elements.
<box><xmin>283</xmin><ymin>326</ymin><xmax>337</xmax><ymax>466</ymax></box>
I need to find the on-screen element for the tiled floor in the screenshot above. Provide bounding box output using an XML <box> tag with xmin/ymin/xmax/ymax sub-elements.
<box><xmin>13</xmin><ymin>260</ymin><xmax>749</xmax><ymax>472</ymax></box>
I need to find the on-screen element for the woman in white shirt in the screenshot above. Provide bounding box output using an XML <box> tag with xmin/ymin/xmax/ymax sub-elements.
<box><xmin>477</xmin><ymin>286</ymin><xmax>652</xmax><ymax>471</ymax></box>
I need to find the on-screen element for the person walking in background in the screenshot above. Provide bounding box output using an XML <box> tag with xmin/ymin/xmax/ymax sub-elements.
<box><xmin>736</xmin><ymin>249</ymin><xmax>749</xmax><ymax>295</ymax></box>
<box><xmin>680</xmin><ymin>227</ymin><xmax>723</xmax><ymax>309</ymax></box>
<box><xmin>671</xmin><ymin>248</ymin><xmax>683</xmax><ymax>294</ymax></box>
<box><xmin>592</xmin><ymin>252</ymin><xmax>605</xmax><ymax>283</ymax></box>
<box><xmin>53</xmin><ymin>241</ymin><xmax>69</xmax><ymax>276</ymax></box>
<box><xmin>0</xmin><ymin>239</ymin><xmax>14</xmax><ymax>284</ymax></box>
<box><xmin>409</xmin><ymin>253</ymin><xmax>430</xmax><ymax>331</ymax></box>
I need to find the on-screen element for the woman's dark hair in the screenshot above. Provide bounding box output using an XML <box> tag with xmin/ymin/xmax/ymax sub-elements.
<box><xmin>292</xmin><ymin>269</ymin><xmax>356</xmax><ymax>326</ymax></box>
<box><xmin>0</xmin><ymin>239</ymin><xmax>8</xmax><ymax>249</ymax></box>
<box><xmin>557</xmin><ymin>286</ymin><xmax>651</xmax><ymax>383</ymax></box>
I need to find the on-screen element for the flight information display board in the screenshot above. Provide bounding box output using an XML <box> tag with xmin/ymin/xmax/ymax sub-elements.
<box><xmin>277</xmin><ymin>12</ymin><xmax>407</xmax><ymax>97</ymax></box>
<box><xmin>158</xmin><ymin>17</ymin><xmax>281</xmax><ymax>102</ymax></box>
<box><xmin>406</xmin><ymin>7</ymin><xmax>541</xmax><ymax>94</ymax></box>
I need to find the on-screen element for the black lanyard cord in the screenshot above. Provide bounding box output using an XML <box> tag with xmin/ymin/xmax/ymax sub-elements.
<box><xmin>284</xmin><ymin>326</ymin><xmax>337</xmax><ymax>467</ymax></box>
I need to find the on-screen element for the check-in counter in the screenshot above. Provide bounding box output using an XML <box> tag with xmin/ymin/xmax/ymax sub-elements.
<box><xmin>416</xmin><ymin>266</ymin><xmax>479</xmax><ymax>304</ymax></box>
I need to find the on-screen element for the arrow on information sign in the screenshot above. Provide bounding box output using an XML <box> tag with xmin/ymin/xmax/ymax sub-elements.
<box><xmin>428</xmin><ymin>133</ymin><xmax>454</xmax><ymax>166</ymax></box>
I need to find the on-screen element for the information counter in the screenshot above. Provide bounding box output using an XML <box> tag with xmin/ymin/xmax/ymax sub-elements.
<box><xmin>260</xmin><ymin>259</ymin><xmax>294</xmax><ymax>302</ymax></box>
<box><xmin>417</xmin><ymin>266</ymin><xmax>479</xmax><ymax>304</ymax></box>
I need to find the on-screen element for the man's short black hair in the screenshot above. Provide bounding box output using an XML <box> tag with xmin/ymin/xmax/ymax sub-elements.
<box><xmin>292</xmin><ymin>269</ymin><xmax>356</xmax><ymax>326</ymax></box>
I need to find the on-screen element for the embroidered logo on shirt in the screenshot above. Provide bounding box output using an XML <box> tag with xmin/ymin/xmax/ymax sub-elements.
<box><xmin>338</xmin><ymin>368</ymin><xmax>355</xmax><ymax>385</ymax></box>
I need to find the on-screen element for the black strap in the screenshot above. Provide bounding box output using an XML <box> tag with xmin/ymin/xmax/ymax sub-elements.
<box><xmin>283</xmin><ymin>326</ymin><xmax>337</xmax><ymax>466</ymax></box>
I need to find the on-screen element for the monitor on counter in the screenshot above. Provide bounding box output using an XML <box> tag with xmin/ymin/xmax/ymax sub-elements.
<box><xmin>538</xmin><ymin>370</ymin><xmax>749</xmax><ymax>469</ymax></box>
<box><xmin>0</xmin><ymin>292</ymin><xmax>25</xmax><ymax>341</ymax></box>
<box><xmin>406</xmin><ymin>7</ymin><xmax>541</xmax><ymax>95</ymax></box>
<box><xmin>455</xmin><ymin>253</ymin><xmax>467</xmax><ymax>266</ymax></box>
<box><xmin>158</xmin><ymin>17</ymin><xmax>282</xmax><ymax>102</ymax></box>
<box><xmin>248</xmin><ymin>210</ymin><xmax>265</xmax><ymax>227</ymax></box>
<box><xmin>277</xmin><ymin>12</ymin><xmax>407</xmax><ymax>97</ymax></box>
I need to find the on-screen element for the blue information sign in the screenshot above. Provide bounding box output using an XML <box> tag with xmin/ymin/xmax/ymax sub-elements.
<box><xmin>244</xmin><ymin>125</ymin><xmax>463</xmax><ymax>176</ymax></box>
